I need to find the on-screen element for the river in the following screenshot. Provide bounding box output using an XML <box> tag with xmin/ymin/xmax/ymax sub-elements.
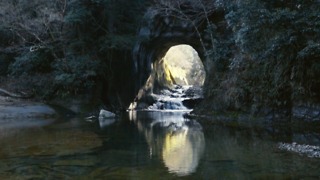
<box><xmin>0</xmin><ymin>110</ymin><xmax>319</xmax><ymax>179</ymax></box>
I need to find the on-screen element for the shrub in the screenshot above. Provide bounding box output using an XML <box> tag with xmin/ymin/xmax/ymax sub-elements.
<box><xmin>9</xmin><ymin>48</ymin><xmax>53</xmax><ymax>76</ymax></box>
<box><xmin>203</xmin><ymin>0</ymin><xmax>320</xmax><ymax>113</ymax></box>
<box><xmin>52</xmin><ymin>55</ymin><xmax>101</xmax><ymax>95</ymax></box>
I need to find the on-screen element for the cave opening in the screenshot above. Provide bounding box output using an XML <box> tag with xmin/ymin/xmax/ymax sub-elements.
<box><xmin>129</xmin><ymin>44</ymin><xmax>206</xmax><ymax>110</ymax></box>
<box><xmin>154</xmin><ymin>44</ymin><xmax>205</xmax><ymax>89</ymax></box>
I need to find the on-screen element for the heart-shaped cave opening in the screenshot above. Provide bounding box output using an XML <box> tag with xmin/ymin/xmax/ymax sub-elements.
<box><xmin>129</xmin><ymin>44</ymin><xmax>206</xmax><ymax>110</ymax></box>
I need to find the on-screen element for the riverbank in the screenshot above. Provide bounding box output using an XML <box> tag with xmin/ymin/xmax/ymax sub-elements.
<box><xmin>0</xmin><ymin>76</ymin><xmax>101</xmax><ymax>119</ymax></box>
<box><xmin>0</xmin><ymin>96</ymin><xmax>56</xmax><ymax>119</ymax></box>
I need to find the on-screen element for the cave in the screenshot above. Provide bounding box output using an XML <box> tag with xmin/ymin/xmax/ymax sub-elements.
<box><xmin>129</xmin><ymin>44</ymin><xmax>206</xmax><ymax>110</ymax></box>
<box><xmin>123</xmin><ymin>7</ymin><xmax>211</xmax><ymax>111</ymax></box>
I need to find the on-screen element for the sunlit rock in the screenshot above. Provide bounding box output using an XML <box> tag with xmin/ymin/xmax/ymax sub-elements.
<box><xmin>156</xmin><ymin>44</ymin><xmax>206</xmax><ymax>88</ymax></box>
<box><xmin>128</xmin><ymin>102</ymin><xmax>137</xmax><ymax>111</ymax></box>
<box><xmin>130</xmin><ymin>44</ymin><xmax>205</xmax><ymax>110</ymax></box>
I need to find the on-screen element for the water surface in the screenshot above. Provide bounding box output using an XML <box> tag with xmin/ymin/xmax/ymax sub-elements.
<box><xmin>0</xmin><ymin>111</ymin><xmax>319</xmax><ymax>179</ymax></box>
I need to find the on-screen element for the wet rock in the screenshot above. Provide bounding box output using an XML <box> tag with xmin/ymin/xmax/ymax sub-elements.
<box><xmin>182</xmin><ymin>98</ymin><xmax>203</xmax><ymax>109</ymax></box>
<box><xmin>98</xmin><ymin>109</ymin><xmax>117</xmax><ymax>128</ymax></box>
<box><xmin>98</xmin><ymin>117</ymin><xmax>116</xmax><ymax>129</ymax></box>
<box><xmin>132</xmin><ymin>85</ymin><xmax>203</xmax><ymax>111</ymax></box>
<box><xmin>154</xmin><ymin>100</ymin><xmax>186</xmax><ymax>110</ymax></box>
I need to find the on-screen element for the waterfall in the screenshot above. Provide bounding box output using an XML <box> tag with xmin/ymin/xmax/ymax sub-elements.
<box><xmin>147</xmin><ymin>85</ymin><xmax>202</xmax><ymax>111</ymax></box>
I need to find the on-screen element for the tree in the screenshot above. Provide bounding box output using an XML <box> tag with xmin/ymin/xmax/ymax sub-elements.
<box><xmin>1</xmin><ymin>0</ymin><xmax>149</xmax><ymax>102</ymax></box>
<box><xmin>200</xmin><ymin>0</ymin><xmax>320</xmax><ymax>116</ymax></box>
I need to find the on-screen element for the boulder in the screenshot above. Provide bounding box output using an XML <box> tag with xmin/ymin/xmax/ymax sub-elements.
<box><xmin>98</xmin><ymin>109</ymin><xmax>116</xmax><ymax>128</ymax></box>
<box><xmin>98</xmin><ymin>109</ymin><xmax>116</xmax><ymax>119</ymax></box>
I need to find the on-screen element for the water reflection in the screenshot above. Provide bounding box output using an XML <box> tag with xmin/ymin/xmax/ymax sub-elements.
<box><xmin>0</xmin><ymin>117</ymin><xmax>102</xmax><ymax>159</ymax></box>
<box><xmin>0</xmin><ymin>118</ymin><xmax>55</xmax><ymax>139</ymax></box>
<box><xmin>1</xmin><ymin>112</ymin><xmax>320</xmax><ymax>178</ymax></box>
<box><xmin>98</xmin><ymin>118</ymin><xmax>116</xmax><ymax>129</ymax></box>
<box><xmin>129</xmin><ymin>111</ymin><xmax>205</xmax><ymax>176</ymax></box>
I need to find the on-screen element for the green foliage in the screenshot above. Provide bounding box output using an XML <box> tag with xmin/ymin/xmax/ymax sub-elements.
<box><xmin>204</xmin><ymin>0</ymin><xmax>320</xmax><ymax>113</ymax></box>
<box><xmin>0</xmin><ymin>54</ymin><xmax>12</xmax><ymax>75</ymax></box>
<box><xmin>100</xmin><ymin>34</ymin><xmax>136</xmax><ymax>50</ymax></box>
<box><xmin>64</xmin><ymin>7</ymin><xmax>91</xmax><ymax>24</ymax></box>
<box><xmin>2</xmin><ymin>0</ymin><xmax>319</xmax><ymax>110</ymax></box>
<box><xmin>9</xmin><ymin>49</ymin><xmax>53</xmax><ymax>75</ymax></box>
<box><xmin>64</xmin><ymin>0</ymin><xmax>145</xmax><ymax>46</ymax></box>
<box><xmin>52</xmin><ymin>55</ymin><xmax>100</xmax><ymax>94</ymax></box>
<box><xmin>295</xmin><ymin>43</ymin><xmax>320</xmax><ymax>99</ymax></box>
<box><xmin>0</xmin><ymin>26</ymin><xmax>17</xmax><ymax>46</ymax></box>
<box><xmin>57</xmin><ymin>0</ymin><xmax>148</xmax><ymax>97</ymax></box>
<box><xmin>1</xmin><ymin>0</ymin><xmax>148</xmax><ymax>99</ymax></box>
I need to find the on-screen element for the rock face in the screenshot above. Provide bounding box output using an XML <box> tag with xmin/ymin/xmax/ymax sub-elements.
<box><xmin>131</xmin><ymin>8</ymin><xmax>207</xmax><ymax>111</ymax></box>
<box><xmin>133</xmin><ymin>8</ymin><xmax>206</xmax><ymax>94</ymax></box>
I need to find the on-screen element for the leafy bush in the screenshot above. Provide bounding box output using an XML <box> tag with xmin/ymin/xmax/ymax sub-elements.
<box><xmin>52</xmin><ymin>55</ymin><xmax>101</xmax><ymax>94</ymax></box>
<box><xmin>0</xmin><ymin>54</ymin><xmax>12</xmax><ymax>76</ymax></box>
<box><xmin>0</xmin><ymin>0</ymin><xmax>148</xmax><ymax>101</ymax></box>
<box><xmin>0</xmin><ymin>26</ymin><xmax>17</xmax><ymax>46</ymax></box>
<box><xmin>203</xmin><ymin>0</ymin><xmax>320</xmax><ymax>113</ymax></box>
<box><xmin>9</xmin><ymin>48</ymin><xmax>53</xmax><ymax>75</ymax></box>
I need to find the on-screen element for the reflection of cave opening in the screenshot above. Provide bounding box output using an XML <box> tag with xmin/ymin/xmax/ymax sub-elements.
<box><xmin>129</xmin><ymin>111</ymin><xmax>205</xmax><ymax>176</ymax></box>
<box><xmin>129</xmin><ymin>44</ymin><xmax>206</xmax><ymax>110</ymax></box>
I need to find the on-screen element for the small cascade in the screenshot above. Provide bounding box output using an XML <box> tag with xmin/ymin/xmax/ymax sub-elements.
<box><xmin>147</xmin><ymin>85</ymin><xmax>202</xmax><ymax>111</ymax></box>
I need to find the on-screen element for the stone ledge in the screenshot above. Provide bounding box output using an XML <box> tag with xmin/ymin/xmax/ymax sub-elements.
<box><xmin>0</xmin><ymin>96</ymin><xmax>56</xmax><ymax>119</ymax></box>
